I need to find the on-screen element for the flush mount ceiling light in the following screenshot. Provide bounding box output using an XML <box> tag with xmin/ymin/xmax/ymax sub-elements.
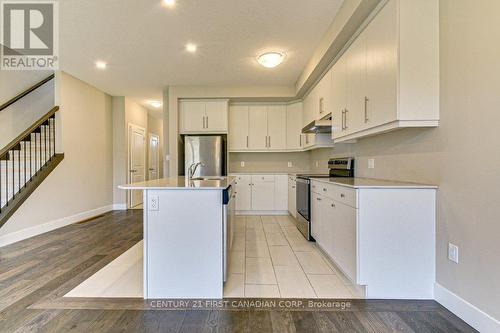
<box><xmin>257</xmin><ymin>52</ymin><xmax>286</xmax><ymax>68</ymax></box>
<box><xmin>162</xmin><ymin>0</ymin><xmax>175</xmax><ymax>7</ymax></box>
<box><xmin>185</xmin><ymin>43</ymin><xmax>197</xmax><ymax>53</ymax></box>
<box><xmin>95</xmin><ymin>61</ymin><xmax>107</xmax><ymax>69</ymax></box>
<box><xmin>150</xmin><ymin>101</ymin><xmax>162</xmax><ymax>108</ymax></box>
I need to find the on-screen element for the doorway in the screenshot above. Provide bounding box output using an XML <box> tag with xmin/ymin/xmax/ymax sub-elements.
<box><xmin>128</xmin><ymin>124</ymin><xmax>146</xmax><ymax>209</ymax></box>
<box><xmin>148</xmin><ymin>133</ymin><xmax>160</xmax><ymax>180</ymax></box>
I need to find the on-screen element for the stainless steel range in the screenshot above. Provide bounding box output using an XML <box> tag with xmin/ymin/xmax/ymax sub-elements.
<box><xmin>295</xmin><ymin>157</ymin><xmax>355</xmax><ymax>240</ymax></box>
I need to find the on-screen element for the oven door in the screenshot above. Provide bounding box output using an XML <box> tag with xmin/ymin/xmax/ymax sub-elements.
<box><xmin>296</xmin><ymin>177</ymin><xmax>310</xmax><ymax>221</ymax></box>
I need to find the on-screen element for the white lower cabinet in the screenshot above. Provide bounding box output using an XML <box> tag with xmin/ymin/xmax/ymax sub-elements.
<box><xmin>287</xmin><ymin>176</ymin><xmax>297</xmax><ymax>217</ymax></box>
<box><xmin>233</xmin><ymin>175</ymin><xmax>252</xmax><ymax>211</ymax></box>
<box><xmin>231</xmin><ymin>174</ymin><xmax>288</xmax><ymax>213</ymax></box>
<box><xmin>310</xmin><ymin>179</ymin><xmax>436</xmax><ymax>299</ymax></box>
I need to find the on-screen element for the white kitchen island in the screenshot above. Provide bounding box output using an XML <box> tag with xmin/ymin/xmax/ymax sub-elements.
<box><xmin>119</xmin><ymin>177</ymin><xmax>235</xmax><ymax>299</ymax></box>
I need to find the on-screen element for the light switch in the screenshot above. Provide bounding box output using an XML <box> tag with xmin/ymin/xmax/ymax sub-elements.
<box><xmin>448</xmin><ymin>243</ymin><xmax>459</xmax><ymax>263</ymax></box>
<box><xmin>368</xmin><ymin>158</ymin><xmax>375</xmax><ymax>169</ymax></box>
<box><xmin>149</xmin><ymin>195</ymin><xmax>159</xmax><ymax>211</ymax></box>
<box><xmin>240</xmin><ymin>161</ymin><xmax>245</xmax><ymax>167</ymax></box>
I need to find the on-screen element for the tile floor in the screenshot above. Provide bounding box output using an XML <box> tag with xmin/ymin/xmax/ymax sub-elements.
<box><xmin>224</xmin><ymin>215</ymin><xmax>364</xmax><ymax>298</ymax></box>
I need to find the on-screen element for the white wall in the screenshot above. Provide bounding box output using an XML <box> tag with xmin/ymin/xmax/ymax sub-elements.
<box><xmin>309</xmin><ymin>0</ymin><xmax>500</xmax><ymax>324</ymax></box>
<box><xmin>0</xmin><ymin>72</ymin><xmax>114</xmax><ymax>242</ymax></box>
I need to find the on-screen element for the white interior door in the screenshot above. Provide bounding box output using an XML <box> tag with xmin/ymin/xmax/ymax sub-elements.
<box><xmin>148</xmin><ymin>134</ymin><xmax>160</xmax><ymax>180</ymax></box>
<box><xmin>129</xmin><ymin>124</ymin><xmax>146</xmax><ymax>208</ymax></box>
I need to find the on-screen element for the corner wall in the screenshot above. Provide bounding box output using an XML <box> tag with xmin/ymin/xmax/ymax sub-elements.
<box><xmin>0</xmin><ymin>72</ymin><xmax>114</xmax><ymax>244</ymax></box>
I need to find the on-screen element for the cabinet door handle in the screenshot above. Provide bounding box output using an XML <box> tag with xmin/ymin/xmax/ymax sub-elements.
<box><xmin>268</xmin><ymin>136</ymin><xmax>271</xmax><ymax>148</ymax></box>
<box><xmin>247</xmin><ymin>135</ymin><xmax>249</xmax><ymax>148</ymax></box>
<box><xmin>364</xmin><ymin>96</ymin><xmax>369</xmax><ymax>123</ymax></box>
<box><xmin>344</xmin><ymin>109</ymin><xmax>349</xmax><ymax>130</ymax></box>
<box><xmin>202</xmin><ymin>116</ymin><xmax>205</xmax><ymax>129</ymax></box>
<box><xmin>340</xmin><ymin>193</ymin><xmax>345</xmax><ymax>198</ymax></box>
<box><xmin>331</xmin><ymin>203</ymin><xmax>335</xmax><ymax>208</ymax></box>
<box><xmin>206</xmin><ymin>116</ymin><xmax>209</xmax><ymax>128</ymax></box>
<box><xmin>317</xmin><ymin>197</ymin><xmax>322</xmax><ymax>201</ymax></box>
<box><xmin>319</xmin><ymin>97</ymin><xmax>324</xmax><ymax>114</ymax></box>
<box><xmin>292</xmin><ymin>186</ymin><xmax>295</xmax><ymax>189</ymax></box>
<box><xmin>323</xmin><ymin>188</ymin><xmax>327</xmax><ymax>192</ymax></box>
<box><xmin>299</xmin><ymin>135</ymin><xmax>302</xmax><ymax>147</ymax></box>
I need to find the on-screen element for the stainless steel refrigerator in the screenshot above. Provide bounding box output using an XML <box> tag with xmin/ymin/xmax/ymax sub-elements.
<box><xmin>184</xmin><ymin>136</ymin><xmax>225</xmax><ymax>177</ymax></box>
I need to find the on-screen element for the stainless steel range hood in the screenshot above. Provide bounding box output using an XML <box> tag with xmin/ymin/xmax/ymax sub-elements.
<box><xmin>302</xmin><ymin>113</ymin><xmax>332</xmax><ymax>134</ymax></box>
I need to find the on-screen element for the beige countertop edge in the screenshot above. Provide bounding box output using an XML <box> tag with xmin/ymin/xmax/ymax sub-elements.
<box><xmin>310</xmin><ymin>177</ymin><xmax>438</xmax><ymax>189</ymax></box>
<box><xmin>118</xmin><ymin>176</ymin><xmax>236</xmax><ymax>190</ymax></box>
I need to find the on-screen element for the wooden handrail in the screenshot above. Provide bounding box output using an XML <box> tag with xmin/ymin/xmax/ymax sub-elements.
<box><xmin>0</xmin><ymin>74</ymin><xmax>55</xmax><ymax>112</ymax></box>
<box><xmin>0</xmin><ymin>106</ymin><xmax>59</xmax><ymax>158</ymax></box>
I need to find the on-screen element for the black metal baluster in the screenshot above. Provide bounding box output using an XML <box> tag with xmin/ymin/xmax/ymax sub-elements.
<box><xmin>24</xmin><ymin>141</ymin><xmax>26</xmax><ymax>187</ymax></box>
<box><xmin>38</xmin><ymin>129</ymin><xmax>41</xmax><ymax>172</ymax></box>
<box><xmin>34</xmin><ymin>133</ymin><xmax>37</xmax><ymax>175</ymax></box>
<box><xmin>12</xmin><ymin>151</ymin><xmax>14</xmax><ymax>199</ymax></box>
<box><xmin>0</xmin><ymin>158</ymin><xmax>2</xmax><ymax>212</ymax></box>
<box><xmin>17</xmin><ymin>150</ymin><xmax>20</xmax><ymax>195</ymax></box>
<box><xmin>44</xmin><ymin>124</ymin><xmax>47</xmax><ymax>165</ymax></box>
<box><xmin>29</xmin><ymin>139</ymin><xmax>32</xmax><ymax>181</ymax></box>
<box><xmin>52</xmin><ymin>117</ymin><xmax>55</xmax><ymax>157</ymax></box>
<box><xmin>5</xmin><ymin>153</ymin><xmax>8</xmax><ymax>206</ymax></box>
<box><xmin>48</xmin><ymin>120</ymin><xmax>52</xmax><ymax>160</ymax></box>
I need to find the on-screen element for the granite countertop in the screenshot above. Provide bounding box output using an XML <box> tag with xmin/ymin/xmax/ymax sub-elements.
<box><xmin>310</xmin><ymin>177</ymin><xmax>438</xmax><ymax>189</ymax></box>
<box><xmin>118</xmin><ymin>176</ymin><xmax>236</xmax><ymax>190</ymax></box>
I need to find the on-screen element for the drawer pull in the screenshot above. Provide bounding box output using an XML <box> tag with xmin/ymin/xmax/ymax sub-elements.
<box><xmin>323</xmin><ymin>188</ymin><xmax>327</xmax><ymax>192</ymax></box>
<box><xmin>317</xmin><ymin>198</ymin><xmax>322</xmax><ymax>201</ymax></box>
<box><xmin>340</xmin><ymin>193</ymin><xmax>345</xmax><ymax>198</ymax></box>
<box><xmin>331</xmin><ymin>204</ymin><xmax>335</xmax><ymax>208</ymax></box>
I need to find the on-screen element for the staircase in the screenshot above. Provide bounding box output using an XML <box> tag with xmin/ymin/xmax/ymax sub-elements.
<box><xmin>0</xmin><ymin>75</ymin><xmax>63</xmax><ymax>228</ymax></box>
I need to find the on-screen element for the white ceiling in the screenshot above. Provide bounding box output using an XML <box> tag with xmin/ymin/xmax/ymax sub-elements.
<box><xmin>59</xmin><ymin>0</ymin><xmax>344</xmax><ymax>105</ymax></box>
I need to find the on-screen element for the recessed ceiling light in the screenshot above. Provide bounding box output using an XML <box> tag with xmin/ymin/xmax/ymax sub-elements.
<box><xmin>186</xmin><ymin>43</ymin><xmax>197</xmax><ymax>53</ymax></box>
<box><xmin>150</xmin><ymin>101</ymin><xmax>162</xmax><ymax>108</ymax></box>
<box><xmin>95</xmin><ymin>61</ymin><xmax>107</xmax><ymax>69</ymax></box>
<box><xmin>257</xmin><ymin>52</ymin><xmax>286</xmax><ymax>68</ymax></box>
<box><xmin>162</xmin><ymin>0</ymin><xmax>175</xmax><ymax>7</ymax></box>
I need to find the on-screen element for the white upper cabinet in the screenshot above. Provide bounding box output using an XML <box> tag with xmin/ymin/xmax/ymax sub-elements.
<box><xmin>267</xmin><ymin>105</ymin><xmax>287</xmax><ymax>150</ymax></box>
<box><xmin>331</xmin><ymin>0</ymin><xmax>439</xmax><ymax>142</ymax></box>
<box><xmin>231</xmin><ymin>104</ymin><xmax>287</xmax><ymax>151</ymax></box>
<box><xmin>180</xmin><ymin>99</ymin><xmax>228</xmax><ymax>134</ymax></box>
<box><xmin>180</xmin><ymin>100</ymin><xmax>206</xmax><ymax>133</ymax></box>
<box><xmin>286</xmin><ymin>102</ymin><xmax>304</xmax><ymax>150</ymax></box>
<box><xmin>248</xmin><ymin>106</ymin><xmax>268</xmax><ymax>150</ymax></box>
<box><xmin>316</xmin><ymin>68</ymin><xmax>332</xmax><ymax>118</ymax></box>
<box><xmin>229</xmin><ymin>105</ymin><xmax>249</xmax><ymax>150</ymax></box>
<box><xmin>205</xmin><ymin>100</ymin><xmax>229</xmax><ymax>132</ymax></box>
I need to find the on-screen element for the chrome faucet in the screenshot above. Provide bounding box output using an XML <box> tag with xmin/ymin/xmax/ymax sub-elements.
<box><xmin>188</xmin><ymin>162</ymin><xmax>205</xmax><ymax>179</ymax></box>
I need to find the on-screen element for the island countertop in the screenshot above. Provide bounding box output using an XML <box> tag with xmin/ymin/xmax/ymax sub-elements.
<box><xmin>118</xmin><ymin>176</ymin><xmax>236</xmax><ymax>190</ymax></box>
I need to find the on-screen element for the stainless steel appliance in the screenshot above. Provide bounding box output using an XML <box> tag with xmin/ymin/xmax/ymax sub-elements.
<box><xmin>222</xmin><ymin>185</ymin><xmax>235</xmax><ymax>282</ymax></box>
<box><xmin>184</xmin><ymin>136</ymin><xmax>225</xmax><ymax>177</ymax></box>
<box><xmin>295</xmin><ymin>157</ymin><xmax>355</xmax><ymax>240</ymax></box>
<box><xmin>302</xmin><ymin>113</ymin><xmax>332</xmax><ymax>134</ymax></box>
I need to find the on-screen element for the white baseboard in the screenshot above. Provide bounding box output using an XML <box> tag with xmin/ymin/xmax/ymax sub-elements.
<box><xmin>113</xmin><ymin>203</ymin><xmax>127</xmax><ymax>210</ymax></box>
<box><xmin>0</xmin><ymin>205</ymin><xmax>114</xmax><ymax>247</ymax></box>
<box><xmin>435</xmin><ymin>283</ymin><xmax>500</xmax><ymax>333</ymax></box>
<box><xmin>236</xmin><ymin>210</ymin><xmax>289</xmax><ymax>216</ymax></box>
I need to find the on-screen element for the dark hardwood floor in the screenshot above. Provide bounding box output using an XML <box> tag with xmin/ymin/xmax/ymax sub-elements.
<box><xmin>0</xmin><ymin>210</ymin><xmax>476</xmax><ymax>332</ymax></box>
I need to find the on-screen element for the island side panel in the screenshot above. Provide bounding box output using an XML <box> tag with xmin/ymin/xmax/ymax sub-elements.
<box><xmin>145</xmin><ymin>189</ymin><xmax>223</xmax><ymax>299</ymax></box>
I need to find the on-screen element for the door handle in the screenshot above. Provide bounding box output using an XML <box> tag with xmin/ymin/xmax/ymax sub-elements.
<box><xmin>130</xmin><ymin>169</ymin><xmax>137</xmax><ymax>173</ymax></box>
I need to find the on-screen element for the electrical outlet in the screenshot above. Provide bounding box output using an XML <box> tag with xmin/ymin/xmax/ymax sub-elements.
<box><xmin>240</xmin><ymin>161</ymin><xmax>245</xmax><ymax>167</ymax></box>
<box><xmin>448</xmin><ymin>243</ymin><xmax>459</xmax><ymax>263</ymax></box>
<box><xmin>149</xmin><ymin>195</ymin><xmax>159</xmax><ymax>211</ymax></box>
<box><xmin>288</xmin><ymin>162</ymin><xmax>293</xmax><ymax>168</ymax></box>
<box><xmin>368</xmin><ymin>158</ymin><xmax>375</xmax><ymax>169</ymax></box>
<box><xmin>315</xmin><ymin>161</ymin><xmax>319</xmax><ymax>168</ymax></box>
